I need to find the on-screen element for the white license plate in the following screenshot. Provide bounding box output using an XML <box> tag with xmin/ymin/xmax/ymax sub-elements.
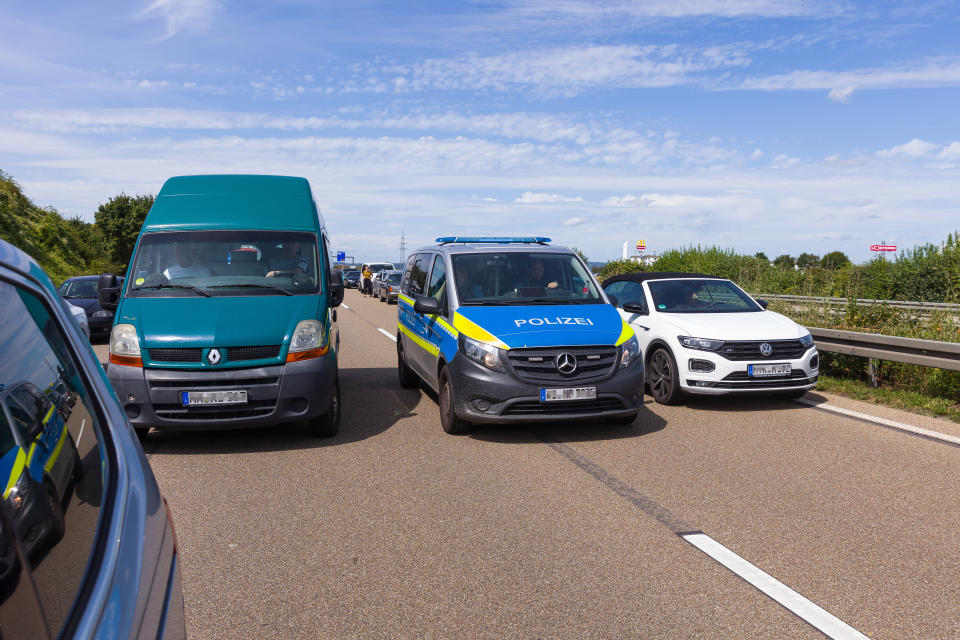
<box><xmin>181</xmin><ymin>390</ymin><xmax>248</xmax><ymax>406</ymax></box>
<box><xmin>540</xmin><ymin>387</ymin><xmax>597</xmax><ymax>402</ymax></box>
<box><xmin>748</xmin><ymin>363</ymin><xmax>792</xmax><ymax>377</ymax></box>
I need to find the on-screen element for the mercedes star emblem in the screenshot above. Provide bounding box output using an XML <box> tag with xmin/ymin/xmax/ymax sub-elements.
<box><xmin>554</xmin><ymin>352</ymin><xmax>578</xmax><ymax>374</ymax></box>
<box><xmin>207</xmin><ymin>348</ymin><xmax>222</xmax><ymax>365</ymax></box>
<box><xmin>759</xmin><ymin>343</ymin><xmax>773</xmax><ymax>357</ymax></box>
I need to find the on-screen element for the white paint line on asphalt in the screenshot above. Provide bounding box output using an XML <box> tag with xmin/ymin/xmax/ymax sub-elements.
<box><xmin>797</xmin><ymin>398</ymin><xmax>960</xmax><ymax>447</ymax></box>
<box><xmin>76</xmin><ymin>418</ymin><xmax>86</xmax><ymax>449</ymax></box>
<box><xmin>378</xmin><ymin>328</ymin><xmax>397</xmax><ymax>342</ymax></box>
<box><xmin>341</xmin><ymin>303</ymin><xmax>350</xmax><ymax>309</ymax></box>
<box><xmin>681</xmin><ymin>533</ymin><xmax>870</xmax><ymax>640</ymax></box>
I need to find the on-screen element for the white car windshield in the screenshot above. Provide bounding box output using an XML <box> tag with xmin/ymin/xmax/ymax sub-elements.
<box><xmin>451</xmin><ymin>252</ymin><xmax>601</xmax><ymax>305</ymax></box>
<box><xmin>647</xmin><ymin>279</ymin><xmax>761</xmax><ymax>313</ymax></box>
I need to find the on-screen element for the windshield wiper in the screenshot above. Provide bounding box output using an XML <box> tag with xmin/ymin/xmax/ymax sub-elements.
<box><xmin>136</xmin><ymin>283</ymin><xmax>211</xmax><ymax>297</ymax></box>
<box><xmin>207</xmin><ymin>284</ymin><xmax>294</xmax><ymax>296</ymax></box>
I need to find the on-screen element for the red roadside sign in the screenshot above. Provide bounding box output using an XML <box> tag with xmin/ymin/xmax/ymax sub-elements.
<box><xmin>870</xmin><ymin>244</ymin><xmax>897</xmax><ymax>252</ymax></box>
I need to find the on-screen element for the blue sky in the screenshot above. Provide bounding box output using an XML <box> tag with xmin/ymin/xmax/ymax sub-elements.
<box><xmin>2</xmin><ymin>0</ymin><xmax>959</xmax><ymax>263</ymax></box>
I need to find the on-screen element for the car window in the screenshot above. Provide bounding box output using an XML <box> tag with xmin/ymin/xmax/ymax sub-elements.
<box><xmin>647</xmin><ymin>279</ymin><xmax>761</xmax><ymax>313</ymax></box>
<box><xmin>427</xmin><ymin>257</ymin><xmax>447</xmax><ymax>314</ymax></box>
<box><xmin>0</xmin><ymin>280</ymin><xmax>109</xmax><ymax>635</ymax></box>
<box><xmin>604</xmin><ymin>281</ymin><xmax>646</xmax><ymax>307</ymax></box>
<box><xmin>407</xmin><ymin>254</ymin><xmax>430</xmax><ymax>297</ymax></box>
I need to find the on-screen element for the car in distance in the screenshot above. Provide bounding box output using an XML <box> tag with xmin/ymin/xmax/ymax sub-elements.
<box><xmin>397</xmin><ymin>237</ymin><xmax>645</xmax><ymax>434</ymax></box>
<box><xmin>58</xmin><ymin>275</ymin><xmax>124</xmax><ymax>338</ymax></box>
<box><xmin>64</xmin><ymin>299</ymin><xmax>90</xmax><ymax>339</ymax></box>
<box><xmin>602</xmin><ymin>272</ymin><xmax>818</xmax><ymax>404</ymax></box>
<box><xmin>379</xmin><ymin>270</ymin><xmax>403</xmax><ymax>303</ymax></box>
<box><xmin>0</xmin><ymin>237</ymin><xmax>185</xmax><ymax>639</ymax></box>
<box><xmin>342</xmin><ymin>269</ymin><xmax>361</xmax><ymax>288</ymax></box>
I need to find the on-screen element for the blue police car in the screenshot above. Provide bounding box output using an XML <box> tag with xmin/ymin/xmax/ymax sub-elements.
<box><xmin>396</xmin><ymin>237</ymin><xmax>646</xmax><ymax>433</ymax></box>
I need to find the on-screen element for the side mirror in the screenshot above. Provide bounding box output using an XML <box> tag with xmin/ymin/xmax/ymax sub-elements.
<box><xmin>98</xmin><ymin>273</ymin><xmax>120</xmax><ymax>311</ymax></box>
<box><xmin>756</xmin><ymin>299</ymin><xmax>769</xmax><ymax>309</ymax></box>
<box><xmin>413</xmin><ymin>296</ymin><xmax>440</xmax><ymax>315</ymax></box>
<box><xmin>26</xmin><ymin>418</ymin><xmax>44</xmax><ymax>442</ymax></box>
<box><xmin>329</xmin><ymin>270</ymin><xmax>344</xmax><ymax>308</ymax></box>
<box><xmin>623</xmin><ymin>301</ymin><xmax>648</xmax><ymax>315</ymax></box>
<box><xmin>606</xmin><ymin>294</ymin><xmax>618</xmax><ymax>308</ymax></box>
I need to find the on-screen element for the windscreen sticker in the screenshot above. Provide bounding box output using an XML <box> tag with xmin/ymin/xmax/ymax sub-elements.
<box><xmin>135</xmin><ymin>277</ymin><xmax>145</xmax><ymax>285</ymax></box>
<box><xmin>658</xmin><ymin>304</ymin><xmax>666</xmax><ymax>309</ymax></box>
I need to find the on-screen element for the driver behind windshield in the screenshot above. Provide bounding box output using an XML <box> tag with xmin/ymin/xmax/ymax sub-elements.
<box><xmin>163</xmin><ymin>243</ymin><xmax>212</xmax><ymax>280</ymax></box>
<box><xmin>515</xmin><ymin>257</ymin><xmax>558</xmax><ymax>290</ymax></box>
<box><xmin>266</xmin><ymin>241</ymin><xmax>307</xmax><ymax>278</ymax></box>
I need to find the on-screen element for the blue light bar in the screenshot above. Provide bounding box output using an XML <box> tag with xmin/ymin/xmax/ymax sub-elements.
<box><xmin>435</xmin><ymin>236</ymin><xmax>551</xmax><ymax>245</ymax></box>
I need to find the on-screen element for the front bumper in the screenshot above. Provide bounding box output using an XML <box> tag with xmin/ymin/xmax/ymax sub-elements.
<box><xmin>677</xmin><ymin>346</ymin><xmax>819</xmax><ymax>395</ymax></box>
<box><xmin>107</xmin><ymin>354</ymin><xmax>337</xmax><ymax>430</ymax></box>
<box><xmin>447</xmin><ymin>353</ymin><xmax>646</xmax><ymax>424</ymax></box>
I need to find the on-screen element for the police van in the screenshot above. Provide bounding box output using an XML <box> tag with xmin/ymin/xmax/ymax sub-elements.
<box><xmin>396</xmin><ymin>237</ymin><xmax>645</xmax><ymax>433</ymax></box>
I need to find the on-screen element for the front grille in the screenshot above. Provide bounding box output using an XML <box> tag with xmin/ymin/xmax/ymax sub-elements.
<box><xmin>152</xmin><ymin>399</ymin><xmax>277</xmax><ymax>421</ymax></box>
<box><xmin>148</xmin><ymin>376</ymin><xmax>279</xmax><ymax>388</ymax></box>
<box><xmin>699</xmin><ymin>371</ymin><xmax>817</xmax><ymax>389</ymax></box>
<box><xmin>507</xmin><ymin>346</ymin><xmax>618</xmax><ymax>382</ymax></box>
<box><xmin>145</xmin><ymin>366</ymin><xmax>282</xmax><ymax>423</ymax></box>
<box><xmin>717</xmin><ymin>340</ymin><xmax>807</xmax><ymax>361</ymax></box>
<box><xmin>503</xmin><ymin>398</ymin><xmax>625</xmax><ymax>416</ymax></box>
<box><xmin>149</xmin><ymin>348</ymin><xmax>202</xmax><ymax>362</ymax></box>
<box><xmin>229</xmin><ymin>345</ymin><xmax>281</xmax><ymax>361</ymax></box>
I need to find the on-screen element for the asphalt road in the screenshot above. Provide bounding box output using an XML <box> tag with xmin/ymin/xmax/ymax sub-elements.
<box><xmin>93</xmin><ymin>288</ymin><xmax>960</xmax><ymax>639</ymax></box>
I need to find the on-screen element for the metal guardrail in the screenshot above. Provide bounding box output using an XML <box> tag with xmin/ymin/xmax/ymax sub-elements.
<box><xmin>755</xmin><ymin>293</ymin><xmax>960</xmax><ymax>313</ymax></box>
<box><xmin>808</xmin><ymin>327</ymin><xmax>960</xmax><ymax>371</ymax></box>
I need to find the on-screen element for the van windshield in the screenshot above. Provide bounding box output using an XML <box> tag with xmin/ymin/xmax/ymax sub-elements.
<box><xmin>126</xmin><ymin>230</ymin><xmax>321</xmax><ymax>296</ymax></box>
<box><xmin>451</xmin><ymin>252</ymin><xmax>602</xmax><ymax>305</ymax></box>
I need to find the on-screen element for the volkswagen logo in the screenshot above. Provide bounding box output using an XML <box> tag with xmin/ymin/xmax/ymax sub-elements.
<box><xmin>759</xmin><ymin>343</ymin><xmax>773</xmax><ymax>357</ymax></box>
<box><xmin>207</xmin><ymin>348</ymin><xmax>222</xmax><ymax>365</ymax></box>
<box><xmin>554</xmin><ymin>352</ymin><xmax>578</xmax><ymax>375</ymax></box>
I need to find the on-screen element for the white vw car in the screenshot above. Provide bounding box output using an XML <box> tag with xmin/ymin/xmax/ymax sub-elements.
<box><xmin>602</xmin><ymin>273</ymin><xmax>819</xmax><ymax>404</ymax></box>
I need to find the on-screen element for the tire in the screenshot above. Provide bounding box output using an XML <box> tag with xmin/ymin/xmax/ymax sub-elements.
<box><xmin>648</xmin><ymin>348</ymin><xmax>682</xmax><ymax>405</ymax></box>
<box><xmin>438</xmin><ymin>367</ymin><xmax>470</xmax><ymax>434</ymax></box>
<box><xmin>44</xmin><ymin>481</ymin><xmax>66</xmax><ymax>546</ymax></box>
<box><xmin>605</xmin><ymin>412</ymin><xmax>639</xmax><ymax>425</ymax></box>
<box><xmin>398</xmin><ymin>340</ymin><xmax>420</xmax><ymax>389</ymax></box>
<box><xmin>308</xmin><ymin>377</ymin><xmax>340</xmax><ymax>437</ymax></box>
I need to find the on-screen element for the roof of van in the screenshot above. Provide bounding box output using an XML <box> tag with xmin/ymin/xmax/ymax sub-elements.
<box><xmin>143</xmin><ymin>175</ymin><xmax>323</xmax><ymax>232</ymax></box>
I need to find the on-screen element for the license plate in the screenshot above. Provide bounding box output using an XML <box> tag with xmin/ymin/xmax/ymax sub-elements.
<box><xmin>540</xmin><ymin>387</ymin><xmax>597</xmax><ymax>402</ymax></box>
<box><xmin>181</xmin><ymin>390</ymin><xmax>248</xmax><ymax>406</ymax></box>
<box><xmin>748</xmin><ymin>363</ymin><xmax>791</xmax><ymax>377</ymax></box>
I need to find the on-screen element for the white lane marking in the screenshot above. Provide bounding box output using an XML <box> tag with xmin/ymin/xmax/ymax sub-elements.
<box><xmin>341</xmin><ymin>303</ymin><xmax>350</xmax><ymax>309</ymax></box>
<box><xmin>682</xmin><ymin>533</ymin><xmax>870</xmax><ymax>639</ymax></box>
<box><xmin>76</xmin><ymin>418</ymin><xmax>86</xmax><ymax>449</ymax></box>
<box><xmin>797</xmin><ymin>398</ymin><xmax>960</xmax><ymax>447</ymax></box>
<box><xmin>378</xmin><ymin>328</ymin><xmax>397</xmax><ymax>342</ymax></box>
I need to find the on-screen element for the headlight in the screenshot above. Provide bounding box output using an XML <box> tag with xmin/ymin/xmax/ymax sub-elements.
<box><xmin>7</xmin><ymin>473</ymin><xmax>30</xmax><ymax>511</ymax></box>
<box><xmin>620</xmin><ymin>335</ymin><xmax>641</xmax><ymax>368</ymax></box>
<box><xmin>678</xmin><ymin>336</ymin><xmax>724</xmax><ymax>351</ymax></box>
<box><xmin>110</xmin><ymin>323</ymin><xmax>141</xmax><ymax>356</ymax></box>
<box><xmin>93</xmin><ymin>310</ymin><xmax>113</xmax><ymax>318</ymax></box>
<box><xmin>460</xmin><ymin>335</ymin><xmax>505</xmax><ymax>372</ymax></box>
<box><xmin>800</xmin><ymin>333</ymin><xmax>814</xmax><ymax>348</ymax></box>
<box><xmin>290</xmin><ymin>319</ymin><xmax>327</xmax><ymax>352</ymax></box>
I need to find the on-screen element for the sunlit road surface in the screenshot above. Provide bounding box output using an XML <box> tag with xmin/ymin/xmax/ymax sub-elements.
<box><xmin>95</xmin><ymin>289</ymin><xmax>960</xmax><ymax>639</ymax></box>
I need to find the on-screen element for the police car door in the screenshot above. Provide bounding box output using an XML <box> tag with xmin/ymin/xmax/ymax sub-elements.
<box><xmin>401</xmin><ymin>253</ymin><xmax>433</xmax><ymax>378</ymax></box>
<box><xmin>420</xmin><ymin>255</ymin><xmax>449</xmax><ymax>389</ymax></box>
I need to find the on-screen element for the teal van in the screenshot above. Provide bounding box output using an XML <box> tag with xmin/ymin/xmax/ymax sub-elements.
<box><xmin>98</xmin><ymin>175</ymin><xmax>344</xmax><ymax>437</ymax></box>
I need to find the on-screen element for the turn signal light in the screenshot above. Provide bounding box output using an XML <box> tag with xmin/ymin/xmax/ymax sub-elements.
<box><xmin>109</xmin><ymin>354</ymin><xmax>143</xmax><ymax>367</ymax></box>
<box><xmin>286</xmin><ymin>345</ymin><xmax>330</xmax><ymax>362</ymax></box>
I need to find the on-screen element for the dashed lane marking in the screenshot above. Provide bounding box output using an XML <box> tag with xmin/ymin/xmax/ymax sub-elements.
<box><xmin>378</xmin><ymin>328</ymin><xmax>397</xmax><ymax>342</ymax></box>
<box><xmin>797</xmin><ymin>398</ymin><xmax>960</xmax><ymax>449</ymax></box>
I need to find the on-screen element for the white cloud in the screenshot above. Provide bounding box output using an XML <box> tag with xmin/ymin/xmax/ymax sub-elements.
<box><xmin>602</xmin><ymin>194</ymin><xmax>652</xmax><ymax>207</ymax></box>
<box><xmin>562</xmin><ymin>217</ymin><xmax>586</xmax><ymax>228</ymax></box>
<box><xmin>140</xmin><ymin>0</ymin><xmax>221</xmax><ymax>40</ymax></box>
<box><xmin>827</xmin><ymin>85</ymin><xmax>856</xmax><ymax>102</ymax></box>
<box><xmin>939</xmin><ymin>142</ymin><xmax>960</xmax><ymax>160</ymax></box>
<box><xmin>876</xmin><ymin>138</ymin><xmax>940</xmax><ymax>158</ymax></box>
<box><xmin>514</xmin><ymin>192</ymin><xmax>584</xmax><ymax>204</ymax></box>
<box><xmin>740</xmin><ymin>58</ymin><xmax>960</xmax><ymax>92</ymax></box>
<box><xmin>750</xmin><ymin>148</ymin><xmax>765</xmax><ymax>160</ymax></box>
<box><xmin>504</xmin><ymin>0</ymin><xmax>828</xmax><ymax>19</ymax></box>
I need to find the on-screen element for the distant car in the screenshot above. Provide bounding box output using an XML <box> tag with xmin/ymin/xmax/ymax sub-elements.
<box><xmin>602</xmin><ymin>272</ymin><xmax>818</xmax><ymax>404</ymax></box>
<box><xmin>371</xmin><ymin>269</ymin><xmax>390</xmax><ymax>298</ymax></box>
<box><xmin>0</xmin><ymin>238</ymin><xmax>185</xmax><ymax>638</ymax></box>
<box><xmin>343</xmin><ymin>269</ymin><xmax>361</xmax><ymax>288</ymax></box>
<box><xmin>378</xmin><ymin>270</ymin><xmax>403</xmax><ymax>303</ymax></box>
<box><xmin>64</xmin><ymin>299</ymin><xmax>90</xmax><ymax>339</ymax></box>
<box><xmin>57</xmin><ymin>275</ymin><xmax>124</xmax><ymax>337</ymax></box>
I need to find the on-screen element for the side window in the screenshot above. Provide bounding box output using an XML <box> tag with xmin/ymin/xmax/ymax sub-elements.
<box><xmin>605</xmin><ymin>281</ymin><xmax>646</xmax><ymax>308</ymax></box>
<box><xmin>319</xmin><ymin>234</ymin><xmax>332</xmax><ymax>291</ymax></box>
<box><xmin>401</xmin><ymin>254</ymin><xmax>417</xmax><ymax>295</ymax></box>
<box><xmin>0</xmin><ymin>281</ymin><xmax>108</xmax><ymax>637</ymax></box>
<box><xmin>408</xmin><ymin>254</ymin><xmax>430</xmax><ymax>297</ymax></box>
<box><xmin>427</xmin><ymin>256</ymin><xmax>447</xmax><ymax>314</ymax></box>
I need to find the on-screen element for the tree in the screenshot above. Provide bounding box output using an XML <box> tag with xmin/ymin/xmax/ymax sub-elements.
<box><xmin>773</xmin><ymin>254</ymin><xmax>795</xmax><ymax>269</ymax></box>
<box><xmin>94</xmin><ymin>193</ymin><xmax>154</xmax><ymax>270</ymax></box>
<box><xmin>796</xmin><ymin>252</ymin><xmax>821</xmax><ymax>269</ymax></box>
<box><xmin>570</xmin><ymin>247</ymin><xmax>589</xmax><ymax>264</ymax></box>
<box><xmin>754</xmin><ymin>251</ymin><xmax>769</xmax><ymax>262</ymax></box>
<box><xmin>821</xmin><ymin>251</ymin><xmax>851</xmax><ymax>270</ymax></box>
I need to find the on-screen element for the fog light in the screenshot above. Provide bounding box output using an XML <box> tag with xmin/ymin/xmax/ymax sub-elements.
<box><xmin>810</xmin><ymin>353</ymin><xmax>819</xmax><ymax>369</ymax></box>
<box><xmin>124</xmin><ymin>404</ymin><xmax>141</xmax><ymax>419</ymax></box>
<box><xmin>687</xmin><ymin>380</ymin><xmax>713</xmax><ymax>387</ymax></box>
<box><xmin>471</xmin><ymin>399</ymin><xmax>490</xmax><ymax>412</ymax></box>
<box><xmin>291</xmin><ymin>398</ymin><xmax>308</xmax><ymax>413</ymax></box>
<box><xmin>688</xmin><ymin>359</ymin><xmax>715</xmax><ymax>373</ymax></box>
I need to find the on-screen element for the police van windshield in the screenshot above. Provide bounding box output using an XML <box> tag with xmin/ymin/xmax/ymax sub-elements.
<box><xmin>126</xmin><ymin>230</ymin><xmax>321</xmax><ymax>296</ymax></box>
<box><xmin>451</xmin><ymin>252</ymin><xmax>602</xmax><ymax>305</ymax></box>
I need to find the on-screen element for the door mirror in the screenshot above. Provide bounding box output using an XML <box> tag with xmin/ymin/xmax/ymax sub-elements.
<box><xmin>622</xmin><ymin>301</ymin><xmax>648</xmax><ymax>315</ymax></box>
<box><xmin>98</xmin><ymin>273</ymin><xmax>120</xmax><ymax>311</ymax></box>
<box><xmin>755</xmin><ymin>298</ymin><xmax>769</xmax><ymax>309</ymax></box>
<box><xmin>26</xmin><ymin>417</ymin><xmax>45</xmax><ymax>442</ymax></box>
<box><xmin>413</xmin><ymin>296</ymin><xmax>440</xmax><ymax>315</ymax></box>
<box><xmin>329</xmin><ymin>270</ymin><xmax>344</xmax><ymax>308</ymax></box>
<box><xmin>606</xmin><ymin>294</ymin><xmax>618</xmax><ymax>308</ymax></box>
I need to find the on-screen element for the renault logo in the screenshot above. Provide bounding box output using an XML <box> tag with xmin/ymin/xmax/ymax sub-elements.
<box><xmin>555</xmin><ymin>352</ymin><xmax>578</xmax><ymax>375</ymax></box>
<box><xmin>759</xmin><ymin>343</ymin><xmax>773</xmax><ymax>357</ymax></box>
<box><xmin>207</xmin><ymin>348</ymin><xmax>222</xmax><ymax>365</ymax></box>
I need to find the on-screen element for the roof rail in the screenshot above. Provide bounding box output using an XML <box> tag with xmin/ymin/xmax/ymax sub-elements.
<box><xmin>434</xmin><ymin>236</ymin><xmax>551</xmax><ymax>245</ymax></box>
